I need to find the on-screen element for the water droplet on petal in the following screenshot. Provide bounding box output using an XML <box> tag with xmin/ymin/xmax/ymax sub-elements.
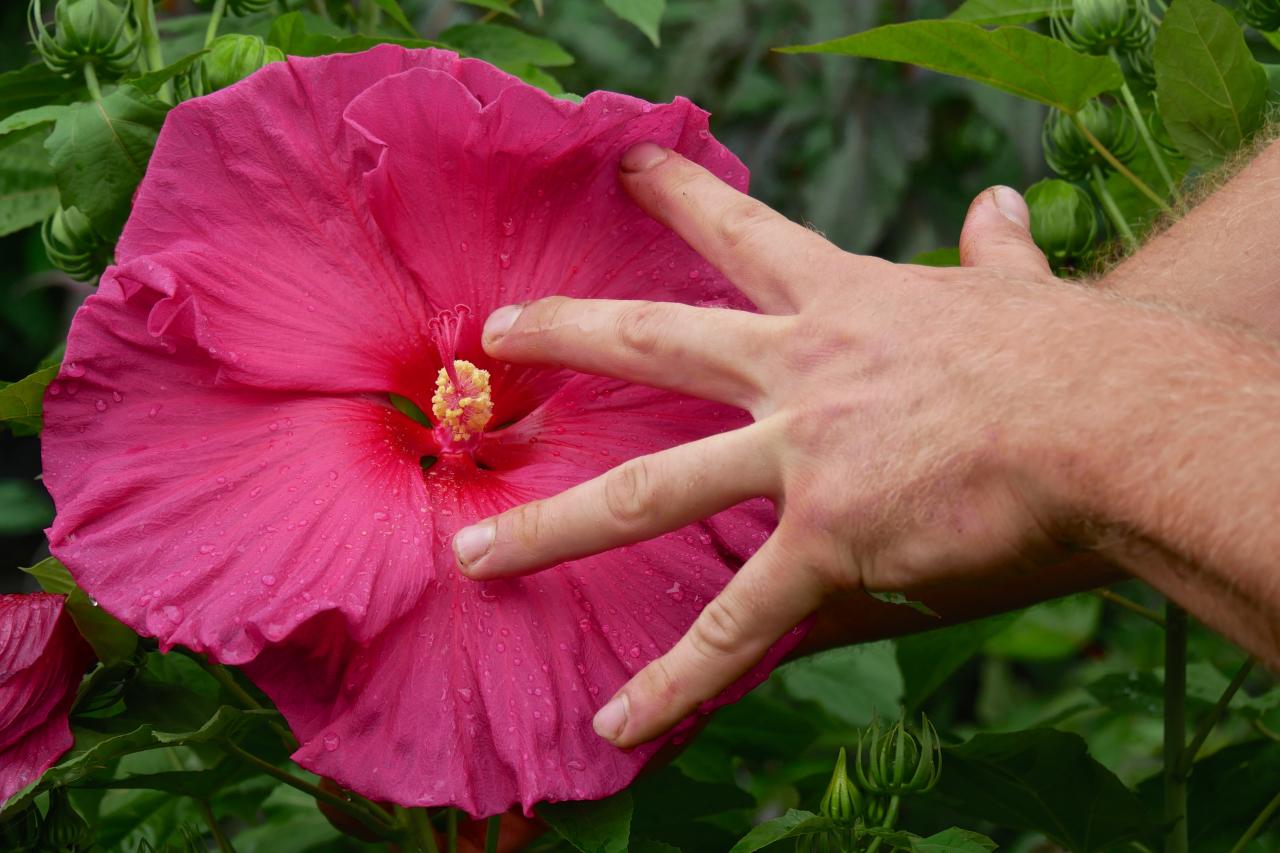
<box><xmin>502</xmin><ymin>218</ymin><xmax>516</xmax><ymax>236</ymax></box>
<box><xmin>112</xmin><ymin>390</ymin><xmax>123</xmax><ymax>402</ymax></box>
<box><xmin>323</xmin><ymin>733</ymin><xmax>341</xmax><ymax>751</ymax></box>
<box><xmin>567</xmin><ymin>759</ymin><xmax>586</xmax><ymax>771</ymax></box>
<box><xmin>261</xmin><ymin>574</ymin><xmax>276</xmax><ymax>587</ymax></box>
<box><xmin>499</xmin><ymin>252</ymin><xmax>512</xmax><ymax>269</ymax></box>
<box><xmin>199</xmin><ymin>543</ymin><xmax>215</xmax><ymax>554</ymax></box>
<box><xmin>94</xmin><ymin>399</ymin><xmax>107</xmax><ymax>412</ymax></box>
<box><xmin>65</xmin><ymin>361</ymin><xmax>85</xmax><ymax>378</ymax></box>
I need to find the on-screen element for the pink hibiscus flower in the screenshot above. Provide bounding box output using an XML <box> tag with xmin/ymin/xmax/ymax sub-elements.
<box><xmin>41</xmin><ymin>46</ymin><xmax>800</xmax><ymax>816</ymax></box>
<box><xmin>1</xmin><ymin>594</ymin><xmax>94</xmax><ymax>806</ymax></box>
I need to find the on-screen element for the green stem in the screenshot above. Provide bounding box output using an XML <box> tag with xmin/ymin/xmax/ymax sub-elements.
<box><xmin>1091</xmin><ymin>164</ymin><xmax>1138</xmax><ymax>250</ymax></box>
<box><xmin>447</xmin><ymin>809</ymin><xmax>458</xmax><ymax>853</ymax></box>
<box><xmin>1073</xmin><ymin>113</ymin><xmax>1171</xmax><ymax>211</ymax></box>
<box><xmin>310</xmin><ymin>0</ymin><xmax>330</xmax><ymax>19</ymax></box>
<box><xmin>1230</xmin><ymin>787</ymin><xmax>1280</xmax><ymax>853</ymax></box>
<box><xmin>82</xmin><ymin>62</ymin><xmax>103</xmax><ymax>104</ymax></box>
<box><xmin>864</xmin><ymin>795</ymin><xmax>900</xmax><ymax>853</ymax></box>
<box><xmin>204</xmin><ymin>0</ymin><xmax>227</xmax><ymax>48</ymax></box>
<box><xmin>223</xmin><ymin>741</ymin><xmax>397</xmax><ymax>838</ymax></box>
<box><xmin>199</xmin><ymin>800</ymin><xmax>236</xmax><ymax>853</ymax></box>
<box><xmin>484</xmin><ymin>815</ymin><xmax>501</xmax><ymax>853</ymax></box>
<box><xmin>359</xmin><ymin>0</ymin><xmax>381</xmax><ymax>34</ymax></box>
<box><xmin>1094</xmin><ymin>589</ymin><xmax>1166</xmax><ymax>627</ymax></box>
<box><xmin>400</xmin><ymin>807</ymin><xmax>440</xmax><ymax>853</ymax></box>
<box><xmin>190</xmin><ymin>653</ymin><xmax>301</xmax><ymax>751</ymax></box>
<box><xmin>131</xmin><ymin>0</ymin><xmax>172</xmax><ymax>103</ymax></box>
<box><xmin>1163</xmin><ymin>602</ymin><xmax>1189</xmax><ymax>853</ymax></box>
<box><xmin>1180</xmin><ymin>657</ymin><xmax>1255</xmax><ymax>775</ymax></box>
<box><xmin>1109</xmin><ymin>48</ymin><xmax>1179</xmax><ymax>200</ymax></box>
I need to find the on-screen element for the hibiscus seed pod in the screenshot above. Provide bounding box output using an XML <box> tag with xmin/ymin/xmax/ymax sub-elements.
<box><xmin>1241</xmin><ymin>0</ymin><xmax>1280</xmax><ymax>32</ymax></box>
<box><xmin>178</xmin><ymin>34</ymin><xmax>285</xmax><ymax>99</ymax></box>
<box><xmin>28</xmin><ymin>0</ymin><xmax>139</xmax><ymax>79</ymax></box>
<box><xmin>1025</xmin><ymin>179</ymin><xmax>1100</xmax><ymax>266</ymax></box>
<box><xmin>853</xmin><ymin>711</ymin><xmax>942</xmax><ymax>796</ymax></box>
<box><xmin>39</xmin><ymin>788</ymin><xmax>90</xmax><ymax>851</ymax></box>
<box><xmin>0</xmin><ymin>805</ymin><xmax>41</xmax><ymax>852</ymax></box>
<box><xmin>1042</xmin><ymin>100</ymin><xmax>1137</xmax><ymax>180</ymax></box>
<box><xmin>42</xmin><ymin>206</ymin><xmax>112</xmax><ymax>282</ymax></box>
<box><xmin>1051</xmin><ymin>0</ymin><xmax>1153</xmax><ymax>54</ymax></box>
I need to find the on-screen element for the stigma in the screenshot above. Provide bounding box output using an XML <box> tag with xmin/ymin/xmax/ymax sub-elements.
<box><xmin>432</xmin><ymin>359</ymin><xmax>493</xmax><ymax>446</ymax></box>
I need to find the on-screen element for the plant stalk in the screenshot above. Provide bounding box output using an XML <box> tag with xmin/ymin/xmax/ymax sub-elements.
<box><xmin>1095</xmin><ymin>589</ymin><xmax>1166</xmax><ymax>627</ymax></box>
<box><xmin>199</xmin><ymin>800</ymin><xmax>236</xmax><ymax>853</ymax></box>
<box><xmin>485</xmin><ymin>815</ymin><xmax>502</xmax><ymax>853</ymax></box>
<box><xmin>447</xmin><ymin>809</ymin><xmax>458</xmax><ymax>853</ymax></box>
<box><xmin>1163</xmin><ymin>602</ymin><xmax>1189</xmax><ymax>853</ymax></box>
<box><xmin>204</xmin><ymin>0</ymin><xmax>227</xmax><ymax>48</ymax></box>
<box><xmin>82</xmin><ymin>62</ymin><xmax>103</xmax><ymax>104</ymax></box>
<box><xmin>1073</xmin><ymin>113</ymin><xmax>1170</xmax><ymax>211</ymax></box>
<box><xmin>131</xmin><ymin>0</ymin><xmax>172</xmax><ymax>102</ymax></box>
<box><xmin>400</xmin><ymin>807</ymin><xmax>440</xmax><ymax>853</ymax></box>
<box><xmin>864</xmin><ymin>795</ymin><xmax>900</xmax><ymax>853</ymax></box>
<box><xmin>223</xmin><ymin>741</ymin><xmax>397</xmax><ymax>838</ymax></box>
<box><xmin>1229</xmin><ymin>787</ymin><xmax>1280</xmax><ymax>853</ymax></box>
<box><xmin>1180</xmin><ymin>657</ymin><xmax>1255</xmax><ymax>775</ymax></box>
<box><xmin>1108</xmin><ymin>47</ymin><xmax>1179</xmax><ymax>199</ymax></box>
<box><xmin>1091</xmin><ymin>164</ymin><xmax>1138</xmax><ymax>250</ymax></box>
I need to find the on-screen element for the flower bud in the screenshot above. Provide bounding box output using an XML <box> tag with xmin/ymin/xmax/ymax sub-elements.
<box><xmin>1241</xmin><ymin>0</ymin><xmax>1280</xmax><ymax>32</ymax></box>
<box><xmin>1025</xmin><ymin>179</ymin><xmax>1099</xmax><ymax>266</ymax></box>
<box><xmin>42</xmin><ymin>206</ymin><xmax>113</xmax><ymax>282</ymax></box>
<box><xmin>1042</xmin><ymin>100</ymin><xmax>1137</xmax><ymax>180</ymax></box>
<box><xmin>1052</xmin><ymin>0</ymin><xmax>1154</xmax><ymax>54</ymax></box>
<box><xmin>40</xmin><ymin>788</ymin><xmax>90</xmax><ymax>852</ymax></box>
<box><xmin>854</xmin><ymin>711</ymin><xmax>942</xmax><ymax>796</ymax></box>
<box><xmin>0</xmin><ymin>805</ymin><xmax>41</xmax><ymax>852</ymax></box>
<box><xmin>178</xmin><ymin>34</ymin><xmax>285</xmax><ymax>99</ymax></box>
<box><xmin>29</xmin><ymin>0</ymin><xmax>139</xmax><ymax>79</ymax></box>
<box><xmin>818</xmin><ymin>747</ymin><xmax>863</xmax><ymax>822</ymax></box>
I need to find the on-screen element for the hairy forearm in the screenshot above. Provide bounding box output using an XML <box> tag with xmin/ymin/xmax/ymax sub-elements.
<box><xmin>1056</xmin><ymin>298</ymin><xmax>1280</xmax><ymax>668</ymax></box>
<box><xmin>1103</xmin><ymin>135</ymin><xmax>1280</xmax><ymax>336</ymax></box>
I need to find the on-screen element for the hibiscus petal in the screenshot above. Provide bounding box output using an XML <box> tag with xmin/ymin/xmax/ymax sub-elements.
<box><xmin>0</xmin><ymin>594</ymin><xmax>93</xmax><ymax>806</ymax></box>
<box><xmin>44</xmin><ymin>279</ymin><xmax>441</xmax><ymax>661</ymax></box>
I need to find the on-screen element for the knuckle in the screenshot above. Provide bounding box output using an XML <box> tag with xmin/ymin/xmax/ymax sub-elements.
<box><xmin>688</xmin><ymin>596</ymin><xmax>749</xmax><ymax>660</ymax></box>
<box><xmin>715</xmin><ymin>200</ymin><xmax>774</xmax><ymax>252</ymax></box>
<box><xmin>520</xmin><ymin>295</ymin><xmax>574</xmax><ymax>337</ymax></box>
<box><xmin>603</xmin><ymin>458</ymin><xmax>657</xmax><ymax>526</ymax></box>
<box><xmin>614</xmin><ymin>301</ymin><xmax>670</xmax><ymax>357</ymax></box>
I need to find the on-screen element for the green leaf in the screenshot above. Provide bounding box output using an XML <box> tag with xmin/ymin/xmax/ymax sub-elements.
<box><xmin>728</xmin><ymin>810</ymin><xmax>840</xmax><ymax>853</ymax></box>
<box><xmin>0</xmin><ymin>479</ymin><xmax>53</xmax><ymax>535</ymax></box>
<box><xmin>0</xmin><ymin>63</ymin><xmax>85</xmax><ymax>122</ymax></box>
<box><xmin>909</xmin><ymin>246</ymin><xmax>961</xmax><ymax>266</ymax></box>
<box><xmin>1153</xmin><ymin>0</ymin><xmax>1269</xmax><ymax>167</ymax></box>
<box><xmin>0</xmin><ymin>126</ymin><xmax>59</xmax><ymax>239</ymax></box>
<box><xmin>1</xmin><ymin>706</ymin><xmax>272</xmax><ymax>818</ymax></box>
<box><xmin>949</xmin><ymin>0</ymin><xmax>1064</xmax><ymax>25</ymax></box>
<box><xmin>0</xmin><ymin>363</ymin><xmax>58</xmax><ymax>433</ymax></box>
<box><xmin>868</xmin><ymin>590</ymin><xmax>941</xmax><ymax>617</ymax></box>
<box><xmin>540</xmin><ymin>790</ymin><xmax>633</xmax><ymax>853</ymax></box>
<box><xmin>45</xmin><ymin>85</ymin><xmax>168</xmax><ymax>238</ymax></box>
<box><xmin>897</xmin><ymin>613</ymin><xmax>1018</xmax><ymax>709</ymax></box>
<box><xmin>21</xmin><ymin>557</ymin><xmax>138</xmax><ymax>663</ymax></box>
<box><xmin>0</xmin><ymin>105</ymin><xmax>71</xmax><ymax>137</ymax></box>
<box><xmin>776</xmin><ymin>641</ymin><xmax>902</xmax><ymax>726</ymax></box>
<box><xmin>371</xmin><ymin>0</ymin><xmax>417</xmax><ymax>36</ymax></box>
<box><xmin>603</xmin><ymin>0</ymin><xmax>665</xmax><ymax>46</ymax></box>
<box><xmin>267</xmin><ymin>12</ymin><xmax>439</xmax><ymax>57</ymax></box>
<box><xmin>933</xmin><ymin>729</ymin><xmax>1153</xmax><ymax>851</ymax></box>
<box><xmin>911</xmin><ymin>827</ymin><xmax>999</xmax><ymax>852</ymax></box>
<box><xmin>124</xmin><ymin>51</ymin><xmax>208</xmax><ymax>96</ymax></box>
<box><xmin>461</xmin><ymin>0</ymin><xmax>520</xmax><ymax>17</ymax></box>
<box><xmin>982</xmin><ymin>593</ymin><xmax>1101</xmax><ymax>661</ymax></box>
<box><xmin>441</xmin><ymin>24</ymin><xmax>574</xmax><ymax>67</ymax></box>
<box><xmin>778</xmin><ymin>21</ymin><xmax>1123</xmax><ymax>113</ymax></box>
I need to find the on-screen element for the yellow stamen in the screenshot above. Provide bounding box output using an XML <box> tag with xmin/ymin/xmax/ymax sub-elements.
<box><xmin>431</xmin><ymin>359</ymin><xmax>493</xmax><ymax>443</ymax></box>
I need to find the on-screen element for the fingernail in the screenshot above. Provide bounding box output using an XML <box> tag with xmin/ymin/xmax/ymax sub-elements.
<box><xmin>593</xmin><ymin>692</ymin><xmax>629</xmax><ymax>742</ymax></box>
<box><xmin>483</xmin><ymin>305</ymin><xmax>522</xmax><ymax>342</ymax></box>
<box><xmin>992</xmin><ymin>186</ymin><xmax>1030</xmax><ymax>229</ymax></box>
<box><xmin>453</xmin><ymin>522</ymin><xmax>495</xmax><ymax>570</ymax></box>
<box><xmin>621</xmin><ymin>142</ymin><xmax>668</xmax><ymax>174</ymax></box>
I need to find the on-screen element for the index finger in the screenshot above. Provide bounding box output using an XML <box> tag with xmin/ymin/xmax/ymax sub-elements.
<box><xmin>619</xmin><ymin>143</ymin><xmax>853</xmax><ymax>314</ymax></box>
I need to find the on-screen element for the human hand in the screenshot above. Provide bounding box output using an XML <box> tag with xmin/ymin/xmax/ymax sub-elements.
<box><xmin>452</xmin><ymin>142</ymin><xmax>1108</xmax><ymax>748</ymax></box>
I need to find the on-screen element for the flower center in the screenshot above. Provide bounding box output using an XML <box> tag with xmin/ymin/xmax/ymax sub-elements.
<box><xmin>432</xmin><ymin>359</ymin><xmax>493</xmax><ymax>446</ymax></box>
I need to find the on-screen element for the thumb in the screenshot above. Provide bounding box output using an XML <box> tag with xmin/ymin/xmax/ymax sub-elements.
<box><xmin>958</xmin><ymin>186</ymin><xmax>1052</xmax><ymax>277</ymax></box>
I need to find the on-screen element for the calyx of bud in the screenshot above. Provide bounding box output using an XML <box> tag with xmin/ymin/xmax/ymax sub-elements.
<box><xmin>29</xmin><ymin>0</ymin><xmax>139</xmax><ymax>79</ymax></box>
<box><xmin>1043</xmin><ymin>100</ymin><xmax>1137</xmax><ymax>181</ymax></box>
<box><xmin>42</xmin><ymin>206</ymin><xmax>112</xmax><ymax>282</ymax></box>
<box><xmin>178</xmin><ymin>34</ymin><xmax>284</xmax><ymax>99</ymax></box>
<box><xmin>854</xmin><ymin>711</ymin><xmax>942</xmax><ymax>796</ymax></box>
<box><xmin>1025</xmin><ymin>178</ymin><xmax>1100</xmax><ymax>267</ymax></box>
